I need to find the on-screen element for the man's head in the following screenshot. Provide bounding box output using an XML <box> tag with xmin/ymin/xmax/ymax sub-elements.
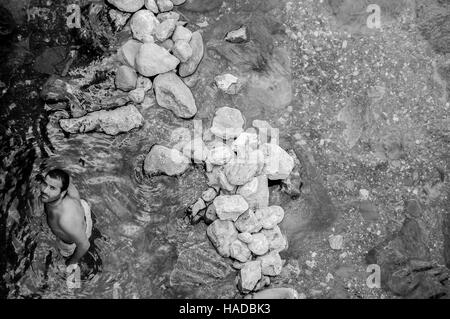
<box><xmin>40</xmin><ymin>169</ymin><xmax>70</xmax><ymax>203</ymax></box>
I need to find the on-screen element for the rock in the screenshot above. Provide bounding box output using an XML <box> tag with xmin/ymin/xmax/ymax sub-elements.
<box><xmin>224</xmin><ymin>157</ymin><xmax>259</xmax><ymax>186</ymax></box>
<box><xmin>204</xmin><ymin>204</ymin><xmax>218</xmax><ymax>225</ymax></box>
<box><xmin>107</xmin><ymin>0</ymin><xmax>144</xmax><ymax>12</ymax></box>
<box><xmin>261</xmin><ymin>226</ymin><xmax>287</xmax><ymax>252</ymax></box>
<box><xmin>231</xmin><ymin>132</ymin><xmax>258</xmax><ymax>155</ymax></box>
<box><xmin>237</xmin><ymin>175</ymin><xmax>269</xmax><ymax>210</ymax></box>
<box><xmin>144</xmin><ymin>0</ymin><xmax>159</xmax><ymax>13</ymax></box>
<box><xmin>109</xmin><ymin>9</ymin><xmax>132</xmax><ymax>30</ymax></box>
<box><xmin>156</xmin><ymin>0</ymin><xmax>173</xmax><ymax>12</ymax></box>
<box><xmin>144</xmin><ymin>145</ymin><xmax>190</xmax><ymax>176</ymax></box>
<box><xmin>230</xmin><ymin>240</ymin><xmax>252</xmax><ymax>263</ymax></box>
<box><xmin>170</xmin><ymin>240</ymin><xmax>233</xmax><ymax>287</ymax></box>
<box><xmin>250</xmin><ymin>287</ymin><xmax>299</xmax><ymax>299</ymax></box>
<box><xmin>257</xmin><ymin>251</ymin><xmax>282</xmax><ymax>276</ymax></box>
<box><xmin>210</xmin><ymin>107</ymin><xmax>245</xmax><ymax>140</ymax></box>
<box><xmin>213</xmin><ymin>195</ymin><xmax>249</xmax><ymax>222</ymax></box>
<box><xmin>329</xmin><ymin>235</ymin><xmax>344</xmax><ymax>250</ymax></box>
<box><xmin>59</xmin><ymin>104</ymin><xmax>144</xmax><ymax>135</ymax></box>
<box><xmin>235</xmin><ymin>210</ymin><xmax>262</xmax><ymax>234</ymax></box>
<box><xmin>172</xmin><ymin>40</ymin><xmax>193</xmax><ymax>63</ymax></box>
<box><xmin>40</xmin><ymin>75</ymin><xmax>72</xmax><ymax>102</ymax></box>
<box><xmin>115</xmin><ymin>65</ymin><xmax>138</xmax><ymax>91</ymax></box>
<box><xmin>238</xmin><ymin>232</ymin><xmax>253</xmax><ymax>244</ymax></box>
<box><xmin>206</xmin><ymin>220</ymin><xmax>238</xmax><ymax>257</ymax></box>
<box><xmin>255</xmin><ymin>206</ymin><xmax>285</xmax><ymax>230</ymax></box>
<box><xmin>207</xmin><ymin>144</ymin><xmax>234</xmax><ymax>165</ymax></box>
<box><xmin>202</xmin><ymin>188</ymin><xmax>217</xmax><ymax>202</ymax></box>
<box><xmin>171</xmin><ymin>0</ymin><xmax>186</xmax><ymax>5</ymax></box>
<box><xmin>248</xmin><ymin>233</ymin><xmax>269</xmax><ymax>256</ymax></box>
<box><xmin>136</xmin><ymin>76</ymin><xmax>153</xmax><ymax>92</ymax></box>
<box><xmin>206</xmin><ymin>166</ymin><xmax>236</xmax><ymax>193</ymax></box>
<box><xmin>153</xmin><ymin>72</ymin><xmax>197</xmax><ymax>118</ymax></box>
<box><xmin>364</xmin><ymin>211</ymin><xmax>450</xmax><ymax>298</ymax></box>
<box><xmin>225</xmin><ymin>26</ymin><xmax>249</xmax><ymax>43</ymax></box>
<box><xmin>280</xmin><ymin>150</ymin><xmax>302</xmax><ymax>199</ymax></box>
<box><xmin>238</xmin><ymin>261</ymin><xmax>262</xmax><ymax>293</ymax></box>
<box><xmin>215</xmin><ymin>73</ymin><xmax>239</xmax><ymax>92</ymax></box>
<box><xmin>416</xmin><ymin>0</ymin><xmax>450</xmax><ymax>54</ymax></box>
<box><xmin>130</xmin><ymin>10</ymin><xmax>159</xmax><ymax>42</ymax></box>
<box><xmin>182</xmin><ymin>137</ymin><xmax>209</xmax><ymax>163</ymax></box>
<box><xmin>172</xmin><ymin>25</ymin><xmax>192</xmax><ymax>42</ymax></box>
<box><xmin>155</xmin><ymin>18</ymin><xmax>177</xmax><ymax>41</ymax></box>
<box><xmin>118</xmin><ymin>39</ymin><xmax>142</xmax><ymax>69</ymax></box>
<box><xmin>253</xmin><ymin>276</ymin><xmax>271</xmax><ymax>292</ymax></box>
<box><xmin>160</xmin><ymin>39</ymin><xmax>174</xmax><ymax>51</ymax></box>
<box><xmin>260</xmin><ymin>143</ymin><xmax>295</xmax><ymax>180</ymax></box>
<box><xmin>179</xmin><ymin>31</ymin><xmax>204</xmax><ymax>77</ymax></box>
<box><xmin>135</xmin><ymin>43</ymin><xmax>180</xmax><ymax>77</ymax></box>
<box><xmin>128</xmin><ymin>88</ymin><xmax>146</xmax><ymax>103</ymax></box>
<box><xmin>157</xmin><ymin>11</ymin><xmax>180</xmax><ymax>21</ymax></box>
<box><xmin>190</xmin><ymin>198</ymin><xmax>206</xmax><ymax>217</ymax></box>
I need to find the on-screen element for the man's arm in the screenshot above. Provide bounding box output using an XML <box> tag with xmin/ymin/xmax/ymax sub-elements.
<box><xmin>67</xmin><ymin>178</ymin><xmax>81</xmax><ymax>200</ymax></box>
<box><xmin>59</xmin><ymin>211</ymin><xmax>90</xmax><ymax>266</ymax></box>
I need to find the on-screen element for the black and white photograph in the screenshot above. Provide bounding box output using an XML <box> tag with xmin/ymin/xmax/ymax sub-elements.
<box><xmin>0</xmin><ymin>0</ymin><xmax>449</xmax><ymax>304</ymax></box>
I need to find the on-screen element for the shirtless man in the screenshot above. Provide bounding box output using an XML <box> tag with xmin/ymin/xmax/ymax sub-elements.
<box><xmin>40</xmin><ymin>169</ymin><xmax>91</xmax><ymax>267</ymax></box>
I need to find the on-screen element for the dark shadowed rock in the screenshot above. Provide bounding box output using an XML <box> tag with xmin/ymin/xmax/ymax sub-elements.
<box><xmin>59</xmin><ymin>104</ymin><xmax>144</xmax><ymax>135</ymax></box>
<box><xmin>366</xmin><ymin>200</ymin><xmax>450</xmax><ymax>298</ymax></box>
<box><xmin>40</xmin><ymin>75</ymin><xmax>72</xmax><ymax>102</ymax></box>
<box><xmin>416</xmin><ymin>0</ymin><xmax>450</xmax><ymax>54</ymax></box>
<box><xmin>170</xmin><ymin>225</ymin><xmax>233</xmax><ymax>287</ymax></box>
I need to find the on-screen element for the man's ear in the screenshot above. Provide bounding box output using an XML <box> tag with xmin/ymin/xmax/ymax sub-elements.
<box><xmin>61</xmin><ymin>189</ymin><xmax>68</xmax><ymax>198</ymax></box>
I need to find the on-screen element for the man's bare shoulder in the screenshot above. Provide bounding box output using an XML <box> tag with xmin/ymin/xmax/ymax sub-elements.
<box><xmin>59</xmin><ymin>197</ymin><xmax>84</xmax><ymax>225</ymax></box>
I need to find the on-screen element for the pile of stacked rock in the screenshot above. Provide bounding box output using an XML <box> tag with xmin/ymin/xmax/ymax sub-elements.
<box><xmin>111</xmin><ymin>0</ymin><xmax>204</xmax><ymax>119</ymax></box>
<box><xmin>143</xmin><ymin>106</ymin><xmax>296</xmax><ymax>294</ymax></box>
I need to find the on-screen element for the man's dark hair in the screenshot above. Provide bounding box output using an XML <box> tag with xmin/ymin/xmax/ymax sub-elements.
<box><xmin>46</xmin><ymin>169</ymin><xmax>70</xmax><ymax>192</ymax></box>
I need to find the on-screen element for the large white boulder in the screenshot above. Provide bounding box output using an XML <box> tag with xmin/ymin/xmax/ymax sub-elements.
<box><xmin>144</xmin><ymin>145</ymin><xmax>190</xmax><ymax>176</ymax></box>
<box><xmin>237</xmin><ymin>175</ymin><xmax>269</xmax><ymax>209</ymax></box>
<box><xmin>230</xmin><ymin>240</ymin><xmax>252</xmax><ymax>263</ymax></box>
<box><xmin>213</xmin><ymin>195</ymin><xmax>249</xmax><ymax>222</ymax></box>
<box><xmin>257</xmin><ymin>251</ymin><xmax>283</xmax><ymax>276</ymax></box>
<box><xmin>210</xmin><ymin>107</ymin><xmax>244</xmax><ymax>140</ymax></box>
<box><xmin>153</xmin><ymin>72</ymin><xmax>197</xmax><ymax>119</ymax></box>
<box><xmin>206</xmin><ymin>220</ymin><xmax>238</xmax><ymax>258</ymax></box>
<box><xmin>248</xmin><ymin>233</ymin><xmax>269</xmax><ymax>256</ymax></box>
<box><xmin>261</xmin><ymin>226</ymin><xmax>287</xmax><ymax>252</ymax></box>
<box><xmin>130</xmin><ymin>10</ymin><xmax>159</xmax><ymax>42</ymax></box>
<box><xmin>261</xmin><ymin>143</ymin><xmax>295</xmax><ymax>180</ymax></box>
<box><xmin>238</xmin><ymin>261</ymin><xmax>262</xmax><ymax>293</ymax></box>
<box><xmin>59</xmin><ymin>105</ymin><xmax>144</xmax><ymax>135</ymax></box>
<box><xmin>135</xmin><ymin>43</ymin><xmax>180</xmax><ymax>77</ymax></box>
<box><xmin>255</xmin><ymin>206</ymin><xmax>285</xmax><ymax>230</ymax></box>
<box><xmin>234</xmin><ymin>210</ymin><xmax>262</xmax><ymax>234</ymax></box>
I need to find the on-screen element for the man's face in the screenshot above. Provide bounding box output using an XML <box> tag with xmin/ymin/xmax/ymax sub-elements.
<box><xmin>40</xmin><ymin>175</ymin><xmax>64</xmax><ymax>203</ymax></box>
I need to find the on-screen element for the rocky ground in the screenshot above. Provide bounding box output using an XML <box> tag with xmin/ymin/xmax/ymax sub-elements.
<box><xmin>1</xmin><ymin>0</ymin><xmax>450</xmax><ymax>299</ymax></box>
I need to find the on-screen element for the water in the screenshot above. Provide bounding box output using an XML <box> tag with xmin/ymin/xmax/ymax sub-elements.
<box><xmin>1</xmin><ymin>0</ymin><xmax>293</xmax><ymax>299</ymax></box>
